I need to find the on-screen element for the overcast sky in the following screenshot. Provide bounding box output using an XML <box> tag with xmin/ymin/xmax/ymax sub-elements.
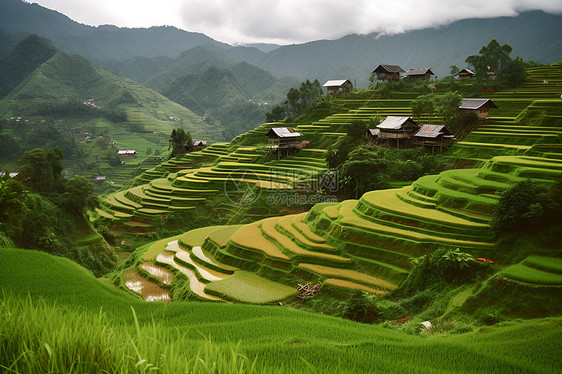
<box><xmin>32</xmin><ymin>0</ymin><xmax>562</xmax><ymax>45</ymax></box>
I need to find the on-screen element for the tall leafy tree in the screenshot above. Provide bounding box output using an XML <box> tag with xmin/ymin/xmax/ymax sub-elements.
<box><xmin>339</xmin><ymin>146</ymin><xmax>389</xmax><ymax>198</ymax></box>
<box><xmin>63</xmin><ymin>176</ymin><xmax>99</xmax><ymax>214</ymax></box>
<box><xmin>168</xmin><ymin>128</ymin><xmax>192</xmax><ymax>158</ymax></box>
<box><xmin>465</xmin><ymin>39</ymin><xmax>513</xmax><ymax>82</ymax></box>
<box><xmin>282</xmin><ymin>79</ymin><xmax>324</xmax><ymax>118</ymax></box>
<box><xmin>434</xmin><ymin>91</ymin><xmax>462</xmax><ymax>128</ymax></box>
<box><xmin>17</xmin><ymin>147</ymin><xmax>64</xmax><ymax>194</ymax></box>
<box><xmin>411</xmin><ymin>94</ymin><xmax>435</xmax><ymax>123</ymax></box>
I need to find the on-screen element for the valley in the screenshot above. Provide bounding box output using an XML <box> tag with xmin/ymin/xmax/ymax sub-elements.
<box><xmin>0</xmin><ymin>1</ymin><xmax>561</xmax><ymax>372</ymax></box>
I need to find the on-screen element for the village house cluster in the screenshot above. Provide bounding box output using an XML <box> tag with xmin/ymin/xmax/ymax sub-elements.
<box><xmin>320</xmin><ymin>64</ymin><xmax>496</xmax><ymax>152</ymax></box>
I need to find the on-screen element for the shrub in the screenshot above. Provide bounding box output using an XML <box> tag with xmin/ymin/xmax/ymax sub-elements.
<box><xmin>491</xmin><ymin>179</ymin><xmax>562</xmax><ymax>236</ymax></box>
<box><xmin>341</xmin><ymin>290</ymin><xmax>378</xmax><ymax>323</ymax></box>
<box><xmin>400</xmin><ymin>248</ymin><xmax>488</xmax><ymax>294</ymax></box>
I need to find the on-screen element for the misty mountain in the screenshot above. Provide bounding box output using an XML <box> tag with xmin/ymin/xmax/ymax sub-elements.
<box><xmin>0</xmin><ymin>36</ymin><xmax>223</xmax><ymax>168</ymax></box>
<box><xmin>1</xmin><ymin>0</ymin><xmax>561</xmax><ymax>90</ymax></box>
<box><xmin>0</xmin><ymin>34</ymin><xmax>57</xmax><ymax>98</ymax></box>
<box><xmin>0</xmin><ymin>0</ymin><xmax>228</xmax><ymax>61</ymax></box>
<box><xmin>246</xmin><ymin>11</ymin><xmax>562</xmax><ymax>86</ymax></box>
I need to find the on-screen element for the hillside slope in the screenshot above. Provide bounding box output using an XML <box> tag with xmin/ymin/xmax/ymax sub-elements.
<box><xmin>248</xmin><ymin>11</ymin><xmax>562</xmax><ymax>86</ymax></box>
<box><xmin>1</xmin><ymin>248</ymin><xmax>560</xmax><ymax>373</ymax></box>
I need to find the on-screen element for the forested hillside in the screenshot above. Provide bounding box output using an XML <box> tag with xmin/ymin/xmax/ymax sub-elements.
<box><xmin>0</xmin><ymin>36</ymin><xmax>221</xmax><ymax>187</ymax></box>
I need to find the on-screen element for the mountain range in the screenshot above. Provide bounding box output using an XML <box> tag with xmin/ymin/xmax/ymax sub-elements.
<box><xmin>1</xmin><ymin>0</ymin><xmax>561</xmax><ymax>88</ymax></box>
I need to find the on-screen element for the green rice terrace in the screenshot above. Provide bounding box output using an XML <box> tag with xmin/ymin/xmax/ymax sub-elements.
<box><xmin>93</xmin><ymin>63</ymin><xmax>562</xmax><ymax>309</ymax></box>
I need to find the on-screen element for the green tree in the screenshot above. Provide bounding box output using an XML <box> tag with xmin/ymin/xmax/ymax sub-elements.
<box><xmin>168</xmin><ymin>128</ymin><xmax>192</xmax><ymax>158</ymax></box>
<box><xmin>265</xmin><ymin>105</ymin><xmax>286</xmax><ymax>122</ymax></box>
<box><xmin>282</xmin><ymin>79</ymin><xmax>324</xmax><ymax>118</ymax></box>
<box><xmin>465</xmin><ymin>39</ymin><xmax>513</xmax><ymax>83</ymax></box>
<box><xmin>340</xmin><ymin>146</ymin><xmax>389</xmax><ymax>198</ymax></box>
<box><xmin>434</xmin><ymin>91</ymin><xmax>462</xmax><ymax>127</ymax></box>
<box><xmin>17</xmin><ymin>147</ymin><xmax>64</xmax><ymax>194</ymax></box>
<box><xmin>63</xmin><ymin>176</ymin><xmax>99</xmax><ymax>214</ymax></box>
<box><xmin>491</xmin><ymin>179</ymin><xmax>561</xmax><ymax>235</ymax></box>
<box><xmin>325</xmin><ymin>136</ymin><xmax>361</xmax><ymax>169</ymax></box>
<box><xmin>411</xmin><ymin>94</ymin><xmax>435</xmax><ymax>123</ymax></box>
<box><xmin>504</xmin><ymin>57</ymin><xmax>528</xmax><ymax>87</ymax></box>
<box><xmin>449</xmin><ymin>65</ymin><xmax>460</xmax><ymax>75</ymax></box>
<box><xmin>325</xmin><ymin>120</ymin><xmax>369</xmax><ymax>169</ymax></box>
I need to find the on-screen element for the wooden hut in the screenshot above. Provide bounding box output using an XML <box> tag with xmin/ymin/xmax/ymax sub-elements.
<box><xmin>372</xmin><ymin>65</ymin><xmax>405</xmax><ymax>82</ymax></box>
<box><xmin>376</xmin><ymin>116</ymin><xmax>420</xmax><ymax>149</ymax></box>
<box><xmin>404</xmin><ymin>68</ymin><xmax>435</xmax><ymax>81</ymax></box>
<box><xmin>323</xmin><ymin>80</ymin><xmax>353</xmax><ymax>95</ymax></box>
<box><xmin>266</xmin><ymin>127</ymin><xmax>305</xmax><ymax>159</ymax></box>
<box><xmin>414</xmin><ymin>125</ymin><xmax>455</xmax><ymax>152</ymax></box>
<box><xmin>456</xmin><ymin>68</ymin><xmax>475</xmax><ymax>79</ymax></box>
<box><xmin>459</xmin><ymin>98</ymin><xmax>497</xmax><ymax>120</ymax></box>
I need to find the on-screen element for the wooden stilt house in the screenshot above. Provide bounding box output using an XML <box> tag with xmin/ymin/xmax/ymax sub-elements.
<box><xmin>459</xmin><ymin>98</ymin><xmax>498</xmax><ymax>120</ymax></box>
<box><xmin>372</xmin><ymin>65</ymin><xmax>405</xmax><ymax>82</ymax></box>
<box><xmin>404</xmin><ymin>68</ymin><xmax>435</xmax><ymax>81</ymax></box>
<box><xmin>376</xmin><ymin>116</ymin><xmax>420</xmax><ymax>149</ymax></box>
<box><xmin>266</xmin><ymin>127</ymin><xmax>305</xmax><ymax>159</ymax></box>
<box><xmin>413</xmin><ymin>125</ymin><xmax>455</xmax><ymax>152</ymax></box>
<box><xmin>323</xmin><ymin>80</ymin><xmax>353</xmax><ymax>95</ymax></box>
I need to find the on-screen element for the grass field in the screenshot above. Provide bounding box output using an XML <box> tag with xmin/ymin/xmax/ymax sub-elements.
<box><xmin>1</xmin><ymin>248</ymin><xmax>561</xmax><ymax>373</ymax></box>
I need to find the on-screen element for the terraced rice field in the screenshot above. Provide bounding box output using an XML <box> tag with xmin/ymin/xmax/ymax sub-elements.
<box><xmin>99</xmin><ymin>145</ymin><xmax>327</xmax><ymax>222</ymax></box>
<box><xmin>449</xmin><ymin>63</ymin><xmax>562</xmax><ymax>161</ymax></box>
<box><xmin>116</xmin><ymin>63</ymin><xmax>562</xmax><ymax>304</ymax></box>
<box><xmin>122</xmin><ymin>268</ymin><xmax>170</xmax><ymax>302</ymax></box>
<box><xmin>501</xmin><ymin>255</ymin><xmax>562</xmax><ymax>285</ymax></box>
<box><xmin>204</xmin><ymin>271</ymin><xmax>298</xmax><ymax>304</ymax></box>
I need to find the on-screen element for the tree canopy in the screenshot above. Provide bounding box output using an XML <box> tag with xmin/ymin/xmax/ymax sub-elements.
<box><xmin>266</xmin><ymin>79</ymin><xmax>324</xmax><ymax>121</ymax></box>
<box><xmin>465</xmin><ymin>39</ymin><xmax>513</xmax><ymax>81</ymax></box>
<box><xmin>17</xmin><ymin>147</ymin><xmax>64</xmax><ymax>194</ymax></box>
<box><xmin>465</xmin><ymin>38</ymin><xmax>533</xmax><ymax>88</ymax></box>
<box><xmin>168</xmin><ymin>128</ymin><xmax>192</xmax><ymax>158</ymax></box>
<box><xmin>63</xmin><ymin>176</ymin><xmax>99</xmax><ymax>214</ymax></box>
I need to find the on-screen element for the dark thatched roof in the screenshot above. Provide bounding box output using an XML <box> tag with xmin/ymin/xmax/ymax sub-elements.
<box><xmin>373</xmin><ymin>64</ymin><xmax>405</xmax><ymax>74</ymax></box>
<box><xmin>404</xmin><ymin>68</ymin><xmax>434</xmax><ymax>77</ymax></box>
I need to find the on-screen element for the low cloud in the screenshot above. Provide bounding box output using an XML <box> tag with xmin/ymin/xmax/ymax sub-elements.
<box><xmin>34</xmin><ymin>0</ymin><xmax>562</xmax><ymax>45</ymax></box>
<box><xmin>178</xmin><ymin>0</ymin><xmax>562</xmax><ymax>44</ymax></box>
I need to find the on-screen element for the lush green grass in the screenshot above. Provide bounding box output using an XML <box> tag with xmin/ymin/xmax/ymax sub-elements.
<box><xmin>298</xmin><ymin>263</ymin><xmax>398</xmax><ymax>291</ymax></box>
<box><xmin>1</xmin><ymin>248</ymin><xmax>562</xmax><ymax>373</ymax></box>
<box><xmin>360</xmin><ymin>188</ymin><xmax>490</xmax><ymax>229</ymax></box>
<box><xmin>0</xmin><ymin>292</ymin><xmax>256</xmax><ymax>374</ymax></box>
<box><xmin>178</xmin><ymin>226</ymin><xmax>227</xmax><ymax>249</ymax></box>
